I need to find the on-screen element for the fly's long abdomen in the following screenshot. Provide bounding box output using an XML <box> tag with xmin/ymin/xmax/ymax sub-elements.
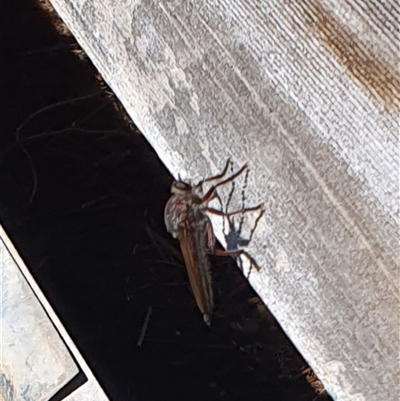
<box><xmin>179</xmin><ymin>211</ymin><xmax>214</xmax><ymax>325</ymax></box>
<box><xmin>165</xmin><ymin>192</ymin><xmax>215</xmax><ymax>325</ymax></box>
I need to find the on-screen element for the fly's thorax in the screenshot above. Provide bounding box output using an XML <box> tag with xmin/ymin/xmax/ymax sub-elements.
<box><xmin>165</xmin><ymin>178</ymin><xmax>209</xmax><ymax>238</ymax></box>
<box><xmin>164</xmin><ymin>193</ymin><xmax>189</xmax><ymax>237</ymax></box>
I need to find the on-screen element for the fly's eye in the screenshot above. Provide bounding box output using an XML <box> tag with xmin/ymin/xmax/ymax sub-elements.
<box><xmin>175</xmin><ymin>181</ymin><xmax>187</xmax><ymax>189</ymax></box>
<box><xmin>171</xmin><ymin>180</ymin><xmax>192</xmax><ymax>194</ymax></box>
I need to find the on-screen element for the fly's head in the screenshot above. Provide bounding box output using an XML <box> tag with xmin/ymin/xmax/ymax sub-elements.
<box><xmin>171</xmin><ymin>177</ymin><xmax>205</xmax><ymax>206</ymax></box>
<box><xmin>170</xmin><ymin>179</ymin><xmax>193</xmax><ymax>197</ymax></box>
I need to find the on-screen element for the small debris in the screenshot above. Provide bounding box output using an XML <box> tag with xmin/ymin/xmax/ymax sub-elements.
<box><xmin>136</xmin><ymin>307</ymin><xmax>153</xmax><ymax>348</ymax></box>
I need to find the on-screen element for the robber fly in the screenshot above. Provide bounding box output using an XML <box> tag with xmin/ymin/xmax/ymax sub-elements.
<box><xmin>164</xmin><ymin>158</ymin><xmax>264</xmax><ymax>325</ymax></box>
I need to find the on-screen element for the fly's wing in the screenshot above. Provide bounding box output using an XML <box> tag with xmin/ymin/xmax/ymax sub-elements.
<box><xmin>178</xmin><ymin>217</ymin><xmax>214</xmax><ymax>325</ymax></box>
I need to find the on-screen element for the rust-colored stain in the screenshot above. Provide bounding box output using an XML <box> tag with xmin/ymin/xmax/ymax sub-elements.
<box><xmin>298</xmin><ymin>0</ymin><xmax>399</xmax><ymax>110</ymax></box>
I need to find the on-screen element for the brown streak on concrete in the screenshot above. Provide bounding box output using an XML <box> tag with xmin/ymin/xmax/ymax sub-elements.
<box><xmin>300</xmin><ymin>0</ymin><xmax>399</xmax><ymax>110</ymax></box>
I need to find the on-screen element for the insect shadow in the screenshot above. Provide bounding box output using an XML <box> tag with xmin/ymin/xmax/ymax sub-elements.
<box><xmin>215</xmin><ymin>163</ymin><xmax>265</xmax><ymax>278</ymax></box>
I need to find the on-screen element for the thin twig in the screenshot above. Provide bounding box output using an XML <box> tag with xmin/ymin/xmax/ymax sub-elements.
<box><xmin>15</xmin><ymin>91</ymin><xmax>105</xmax><ymax>141</ymax></box>
<box><xmin>137</xmin><ymin>307</ymin><xmax>153</xmax><ymax>347</ymax></box>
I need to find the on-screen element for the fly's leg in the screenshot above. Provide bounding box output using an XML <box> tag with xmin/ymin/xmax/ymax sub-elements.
<box><xmin>207</xmin><ymin>203</ymin><xmax>265</xmax><ymax>218</ymax></box>
<box><xmin>215</xmin><ymin>248</ymin><xmax>243</xmax><ymax>257</ymax></box>
<box><xmin>213</xmin><ymin>239</ymin><xmax>261</xmax><ymax>273</ymax></box>
<box><xmin>200</xmin><ymin>163</ymin><xmax>249</xmax><ymax>205</ymax></box>
<box><xmin>215</xmin><ymin>245</ymin><xmax>262</xmax><ymax>273</ymax></box>
<box><xmin>195</xmin><ymin>158</ymin><xmax>232</xmax><ymax>190</ymax></box>
<box><xmin>205</xmin><ymin>216</ymin><xmax>244</xmax><ymax>257</ymax></box>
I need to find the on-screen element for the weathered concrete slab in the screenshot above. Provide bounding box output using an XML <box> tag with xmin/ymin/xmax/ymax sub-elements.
<box><xmin>1</xmin><ymin>232</ymin><xmax>78</xmax><ymax>400</ymax></box>
<box><xmin>46</xmin><ymin>1</ymin><xmax>399</xmax><ymax>400</ymax></box>
<box><xmin>63</xmin><ymin>380</ymin><xmax>109</xmax><ymax>401</ymax></box>
<box><xmin>0</xmin><ymin>225</ymin><xmax>109</xmax><ymax>401</ymax></box>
